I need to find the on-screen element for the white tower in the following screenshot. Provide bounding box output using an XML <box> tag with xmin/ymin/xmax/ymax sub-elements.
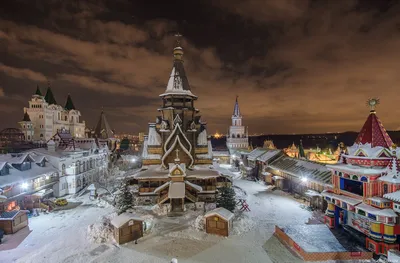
<box><xmin>18</xmin><ymin>111</ymin><xmax>34</xmax><ymax>141</ymax></box>
<box><xmin>226</xmin><ymin>96</ymin><xmax>248</xmax><ymax>150</ymax></box>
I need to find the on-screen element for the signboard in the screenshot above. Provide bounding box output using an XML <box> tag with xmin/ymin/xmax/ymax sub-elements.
<box><xmin>347</xmin><ymin>211</ymin><xmax>370</xmax><ymax>235</ymax></box>
<box><xmin>350</xmin><ymin>252</ymin><xmax>362</xmax><ymax>257</ymax></box>
<box><xmin>128</xmin><ymin>220</ymin><xmax>133</xmax><ymax>226</ymax></box>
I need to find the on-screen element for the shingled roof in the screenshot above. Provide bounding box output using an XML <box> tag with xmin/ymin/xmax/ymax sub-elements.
<box><xmin>355</xmin><ymin>110</ymin><xmax>393</xmax><ymax>148</ymax></box>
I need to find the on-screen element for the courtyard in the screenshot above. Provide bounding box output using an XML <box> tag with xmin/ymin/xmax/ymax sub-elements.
<box><xmin>0</xmin><ymin>165</ymin><xmax>366</xmax><ymax>263</ymax></box>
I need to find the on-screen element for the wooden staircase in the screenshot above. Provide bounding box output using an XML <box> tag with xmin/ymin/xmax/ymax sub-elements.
<box><xmin>158</xmin><ymin>194</ymin><xmax>169</xmax><ymax>204</ymax></box>
<box><xmin>185</xmin><ymin>192</ymin><xmax>197</xmax><ymax>203</ymax></box>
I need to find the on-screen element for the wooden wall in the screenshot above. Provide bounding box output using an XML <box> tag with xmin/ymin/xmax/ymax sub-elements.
<box><xmin>205</xmin><ymin>215</ymin><xmax>229</xmax><ymax>237</ymax></box>
<box><xmin>114</xmin><ymin>220</ymin><xmax>143</xmax><ymax>245</ymax></box>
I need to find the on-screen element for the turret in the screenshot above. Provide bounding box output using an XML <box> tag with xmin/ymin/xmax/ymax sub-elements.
<box><xmin>64</xmin><ymin>94</ymin><xmax>76</xmax><ymax>110</ymax></box>
<box><xmin>44</xmin><ymin>82</ymin><xmax>57</xmax><ymax>105</ymax></box>
<box><xmin>18</xmin><ymin>111</ymin><xmax>34</xmax><ymax>141</ymax></box>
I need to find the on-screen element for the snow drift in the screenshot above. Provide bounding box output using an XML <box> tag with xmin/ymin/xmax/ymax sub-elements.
<box><xmin>87</xmin><ymin>212</ymin><xmax>117</xmax><ymax>243</ymax></box>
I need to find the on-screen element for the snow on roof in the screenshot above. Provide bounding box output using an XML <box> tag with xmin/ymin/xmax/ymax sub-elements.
<box><xmin>141</xmin><ymin>140</ymin><xmax>162</xmax><ymax>160</ymax></box>
<box><xmin>270</xmin><ymin>156</ymin><xmax>331</xmax><ymax>185</ymax></box>
<box><xmin>0</xmin><ymin>195</ymin><xmax>7</xmax><ymax>202</ymax></box>
<box><xmin>305</xmin><ymin>190</ymin><xmax>322</xmax><ymax>197</ymax></box>
<box><xmin>272</xmin><ymin>175</ymin><xmax>284</xmax><ymax>180</ymax></box>
<box><xmin>327</xmin><ymin>163</ymin><xmax>386</xmax><ymax>176</ymax></box>
<box><xmin>0</xmin><ymin>153</ymin><xmax>35</xmax><ymax>164</ymax></box>
<box><xmin>0</xmin><ymin>210</ymin><xmax>25</xmax><ymax>221</ymax></box>
<box><xmin>184</xmin><ymin>181</ymin><xmax>202</xmax><ymax>191</ymax></box>
<box><xmin>87</xmin><ymin>184</ymin><xmax>96</xmax><ymax>190</ymax></box>
<box><xmin>197</xmin><ymin>129</ymin><xmax>208</xmax><ymax>146</ymax></box>
<box><xmin>322</xmin><ymin>191</ymin><xmax>362</xmax><ymax>206</ymax></box>
<box><xmin>169</xmin><ymin>163</ymin><xmax>186</xmax><ymax>174</ymax></box>
<box><xmin>212</xmin><ymin>151</ymin><xmax>230</xmax><ymax>157</ymax></box>
<box><xmin>148</xmin><ymin>125</ymin><xmax>162</xmax><ymax>146</ymax></box>
<box><xmin>378</xmin><ymin>175</ymin><xmax>400</xmax><ymax>184</ymax></box>
<box><xmin>346</xmin><ymin>143</ymin><xmax>390</xmax><ymax>158</ymax></box>
<box><xmin>168</xmin><ymin>182</ymin><xmax>185</xmax><ymax>198</ymax></box>
<box><xmin>0</xmin><ymin>162</ymin><xmax>12</xmax><ymax>171</ymax></box>
<box><xmin>0</xmin><ymin>163</ymin><xmax>57</xmax><ymax>187</ymax></box>
<box><xmin>367</xmin><ymin>196</ymin><xmax>390</xmax><ymax>203</ymax></box>
<box><xmin>154</xmin><ymin>181</ymin><xmax>169</xmax><ymax>193</ymax></box>
<box><xmin>110</xmin><ymin>213</ymin><xmax>143</xmax><ymax>228</ymax></box>
<box><xmin>256</xmin><ymin>150</ymin><xmax>281</xmax><ymax>163</ymax></box>
<box><xmin>356</xmin><ymin>203</ymin><xmax>397</xmax><ymax>217</ymax></box>
<box><xmin>247</xmin><ymin>148</ymin><xmax>267</xmax><ymax>161</ymax></box>
<box><xmin>280</xmin><ymin>224</ymin><xmax>346</xmax><ymax>253</ymax></box>
<box><xmin>205</xmin><ymin>207</ymin><xmax>234</xmax><ymax>221</ymax></box>
<box><xmin>383</xmin><ymin>191</ymin><xmax>400</xmax><ymax>203</ymax></box>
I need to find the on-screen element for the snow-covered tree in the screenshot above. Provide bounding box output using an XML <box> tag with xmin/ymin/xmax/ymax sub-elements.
<box><xmin>216</xmin><ymin>186</ymin><xmax>236</xmax><ymax>212</ymax></box>
<box><xmin>115</xmin><ymin>179</ymin><xmax>134</xmax><ymax>215</ymax></box>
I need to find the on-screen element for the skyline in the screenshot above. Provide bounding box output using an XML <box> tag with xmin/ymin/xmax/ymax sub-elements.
<box><xmin>2</xmin><ymin>0</ymin><xmax>400</xmax><ymax>134</ymax></box>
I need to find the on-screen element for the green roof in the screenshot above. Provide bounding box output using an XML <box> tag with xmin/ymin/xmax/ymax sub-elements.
<box><xmin>64</xmin><ymin>94</ymin><xmax>75</xmax><ymax>110</ymax></box>
<box><xmin>35</xmin><ymin>85</ymin><xmax>42</xmax><ymax>96</ymax></box>
<box><xmin>44</xmin><ymin>87</ymin><xmax>57</xmax><ymax>105</ymax></box>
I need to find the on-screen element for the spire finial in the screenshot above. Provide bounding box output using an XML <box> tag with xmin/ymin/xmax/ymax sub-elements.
<box><xmin>175</xmin><ymin>32</ymin><xmax>182</xmax><ymax>47</ymax></box>
<box><xmin>367</xmin><ymin>98</ymin><xmax>379</xmax><ymax>113</ymax></box>
<box><xmin>173</xmin><ymin>33</ymin><xmax>184</xmax><ymax>61</ymax></box>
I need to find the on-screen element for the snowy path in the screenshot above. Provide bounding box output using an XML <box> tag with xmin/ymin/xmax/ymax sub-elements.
<box><xmin>0</xmin><ymin>165</ymin><xmax>325</xmax><ymax>263</ymax></box>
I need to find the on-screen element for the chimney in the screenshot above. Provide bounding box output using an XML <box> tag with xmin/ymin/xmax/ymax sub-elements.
<box><xmin>47</xmin><ymin>140</ymin><xmax>56</xmax><ymax>152</ymax></box>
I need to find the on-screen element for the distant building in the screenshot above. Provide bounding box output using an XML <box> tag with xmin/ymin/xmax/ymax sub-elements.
<box><xmin>20</xmin><ymin>85</ymin><xmax>85</xmax><ymax>142</ymax></box>
<box><xmin>226</xmin><ymin>96</ymin><xmax>249</xmax><ymax>152</ymax></box>
<box><xmin>138</xmin><ymin>132</ymin><xmax>145</xmax><ymax>143</ymax></box>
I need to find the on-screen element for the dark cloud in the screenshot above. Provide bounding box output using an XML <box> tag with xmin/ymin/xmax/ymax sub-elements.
<box><xmin>1</xmin><ymin>0</ymin><xmax>400</xmax><ymax>134</ymax></box>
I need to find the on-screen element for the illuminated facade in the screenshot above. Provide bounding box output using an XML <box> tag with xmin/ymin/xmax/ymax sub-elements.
<box><xmin>141</xmin><ymin>40</ymin><xmax>212</xmax><ymax>167</ymax></box>
<box><xmin>322</xmin><ymin>99</ymin><xmax>400</xmax><ymax>256</ymax></box>
<box><xmin>20</xmin><ymin>85</ymin><xmax>85</xmax><ymax>142</ymax></box>
<box><xmin>226</xmin><ymin>96</ymin><xmax>249</xmax><ymax>151</ymax></box>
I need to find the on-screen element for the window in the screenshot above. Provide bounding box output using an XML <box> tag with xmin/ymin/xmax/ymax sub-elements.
<box><xmin>384</xmin><ymin>184</ymin><xmax>388</xmax><ymax>194</ymax></box>
<box><xmin>62</xmin><ymin>164</ymin><xmax>66</xmax><ymax>175</ymax></box>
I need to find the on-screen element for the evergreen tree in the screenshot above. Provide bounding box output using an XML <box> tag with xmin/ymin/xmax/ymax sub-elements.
<box><xmin>216</xmin><ymin>187</ymin><xmax>236</xmax><ymax>212</ymax></box>
<box><xmin>116</xmin><ymin>180</ymin><xmax>134</xmax><ymax>215</ymax></box>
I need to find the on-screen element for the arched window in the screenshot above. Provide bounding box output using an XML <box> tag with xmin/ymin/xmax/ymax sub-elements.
<box><xmin>232</xmin><ymin>134</ymin><xmax>235</xmax><ymax>138</ymax></box>
<box><xmin>62</xmin><ymin>164</ymin><xmax>66</xmax><ymax>175</ymax></box>
<box><xmin>352</xmin><ymin>175</ymin><xmax>358</xmax><ymax>181</ymax></box>
<box><xmin>86</xmin><ymin>161</ymin><xmax>89</xmax><ymax>170</ymax></box>
<box><xmin>83</xmin><ymin>161</ymin><xmax>86</xmax><ymax>172</ymax></box>
<box><xmin>40</xmin><ymin>134</ymin><xmax>43</xmax><ymax>138</ymax></box>
<box><xmin>360</xmin><ymin>176</ymin><xmax>368</xmax><ymax>182</ymax></box>
<box><xmin>384</xmin><ymin>184</ymin><xmax>388</xmax><ymax>194</ymax></box>
<box><xmin>338</xmin><ymin>172</ymin><xmax>343</xmax><ymax>177</ymax></box>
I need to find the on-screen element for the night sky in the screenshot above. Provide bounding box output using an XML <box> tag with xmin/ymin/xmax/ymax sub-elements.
<box><xmin>1</xmin><ymin>0</ymin><xmax>400</xmax><ymax>134</ymax></box>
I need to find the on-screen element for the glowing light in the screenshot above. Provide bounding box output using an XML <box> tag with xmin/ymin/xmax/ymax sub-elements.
<box><xmin>301</xmin><ymin>177</ymin><xmax>308</xmax><ymax>183</ymax></box>
<box><xmin>21</xmin><ymin>182</ymin><xmax>28</xmax><ymax>189</ymax></box>
<box><xmin>213</xmin><ymin>132</ymin><xmax>222</xmax><ymax>139</ymax></box>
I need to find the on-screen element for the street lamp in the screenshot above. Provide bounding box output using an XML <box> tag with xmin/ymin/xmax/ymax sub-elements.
<box><xmin>301</xmin><ymin>177</ymin><xmax>308</xmax><ymax>183</ymax></box>
<box><xmin>21</xmin><ymin>182</ymin><xmax>28</xmax><ymax>190</ymax></box>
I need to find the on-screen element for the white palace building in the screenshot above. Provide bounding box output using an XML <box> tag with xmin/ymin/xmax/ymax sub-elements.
<box><xmin>19</xmin><ymin>85</ymin><xmax>86</xmax><ymax>142</ymax></box>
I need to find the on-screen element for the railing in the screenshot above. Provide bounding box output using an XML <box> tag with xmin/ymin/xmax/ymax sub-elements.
<box><xmin>186</xmin><ymin>192</ymin><xmax>197</xmax><ymax>202</ymax></box>
<box><xmin>158</xmin><ymin>194</ymin><xmax>168</xmax><ymax>204</ymax></box>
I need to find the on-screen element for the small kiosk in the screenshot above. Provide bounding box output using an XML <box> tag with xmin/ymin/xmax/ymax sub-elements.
<box><xmin>111</xmin><ymin>213</ymin><xmax>144</xmax><ymax>245</ymax></box>
<box><xmin>204</xmin><ymin>207</ymin><xmax>234</xmax><ymax>237</ymax></box>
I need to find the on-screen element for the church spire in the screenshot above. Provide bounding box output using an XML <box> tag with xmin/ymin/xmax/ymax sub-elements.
<box><xmin>355</xmin><ymin>98</ymin><xmax>393</xmax><ymax>148</ymax></box>
<box><xmin>233</xmin><ymin>96</ymin><xmax>241</xmax><ymax>116</ymax></box>
<box><xmin>64</xmin><ymin>94</ymin><xmax>76</xmax><ymax>110</ymax></box>
<box><xmin>299</xmin><ymin>139</ymin><xmax>306</xmax><ymax>158</ymax></box>
<box><xmin>161</xmin><ymin>34</ymin><xmax>196</xmax><ymax>97</ymax></box>
<box><xmin>35</xmin><ymin>85</ymin><xmax>42</xmax><ymax>96</ymax></box>
<box><xmin>44</xmin><ymin>81</ymin><xmax>57</xmax><ymax>105</ymax></box>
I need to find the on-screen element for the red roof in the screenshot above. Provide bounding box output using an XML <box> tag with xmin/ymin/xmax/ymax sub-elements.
<box><xmin>355</xmin><ymin>111</ymin><xmax>393</xmax><ymax>148</ymax></box>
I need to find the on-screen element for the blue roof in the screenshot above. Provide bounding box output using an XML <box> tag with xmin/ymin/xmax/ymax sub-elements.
<box><xmin>0</xmin><ymin>210</ymin><xmax>19</xmax><ymax>220</ymax></box>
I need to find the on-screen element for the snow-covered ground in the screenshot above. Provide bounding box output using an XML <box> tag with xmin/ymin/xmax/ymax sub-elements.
<box><xmin>0</xmin><ymin>165</ymin><xmax>366</xmax><ymax>263</ymax></box>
